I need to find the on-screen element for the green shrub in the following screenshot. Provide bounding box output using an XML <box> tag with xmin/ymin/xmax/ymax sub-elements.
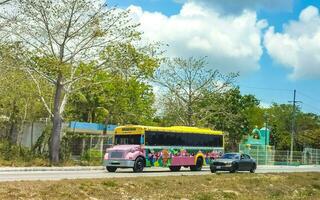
<box><xmin>80</xmin><ymin>148</ymin><xmax>103</xmax><ymax>165</ymax></box>
<box><xmin>0</xmin><ymin>140</ymin><xmax>49</xmax><ymax>166</ymax></box>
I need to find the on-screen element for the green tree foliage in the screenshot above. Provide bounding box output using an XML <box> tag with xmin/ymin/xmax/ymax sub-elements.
<box><xmin>155</xmin><ymin>57</ymin><xmax>237</xmax><ymax>126</ymax></box>
<box><xmin>296</xmin><ymin>113</ymin><xmax>320</xmax><ymax>149</ymax></box>
<box><xmin>159</xmin><ymin>86</ymin><xmax>260</xmax><ymax>151</ymax></box>
<box><xmin>66</xmin><ymin>72</ymin><xmax>156</xmax><ymax>125</ymax></box>
<box><xmin>266</xmin><ymin>104</ymin><xmax>320</xmax><ymax>150</ymax></box>
<box><xmin>201</xmin><ymin>88</ymin><xmax>260</xmax><ymax>151</ymax></box>
<box><xmin>66</xmin><ymin>43</ymin><xmax>160</xmax><ymax>125</ymax></box>
<box><xmin>1</xmin><ymin>0</ymin><xmax>143</xmax><ymax>163</ymax></box>
<box><xmin>0</xmin><ymin>44</ymin><xmax>49</xmax><ymax>144</ymax></box>
<box><xmin>244</xmin><ymin>103</ymin><xmax>320</xmax><ymax>150</ymax></box>
<box><xmin>266</xmin><ymin>104</ymin><xmax>293</xmax><ymax>150</ymax></box>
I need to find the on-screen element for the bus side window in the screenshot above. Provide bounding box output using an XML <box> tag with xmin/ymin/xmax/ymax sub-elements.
<box><xmin>140</xmin><ymin>135</ymin><xmax>144</xmax><ymax>145</ymax></box>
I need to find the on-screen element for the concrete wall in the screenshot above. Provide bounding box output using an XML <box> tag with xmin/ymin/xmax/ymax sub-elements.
<box><xmin>19</xmin><ymin>122</ymin><xmax>69</xmax><ymax>148</ymax></box>
<box><xmin>18</xmin><ymin>121</ymin><xmax>117</xmax><ymax>148</ymax></box>
<box><xmin>19</xmin><ymin>122</ymin><xmax>45</xmax><ymax>147</ymax></box>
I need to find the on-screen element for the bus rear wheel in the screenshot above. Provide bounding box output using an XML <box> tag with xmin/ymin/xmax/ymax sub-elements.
<box><xmin>133</xmin><ymin>157</ymin><xmax>145</xmax><ymax>173</ymax></box>
<box><xmin>169</xmin><ymin>166</ymin><xmax>181</xmax><ymax>172</ymax></box>
<box><xmin>190</xmin><ymin>157</ymin><xmax>203</xmax><ymax>171</ymax></box>
<box><xmin>106</xmin><ymin>166</ymin><xmax>117</xmax><ymax>172</ymax></box>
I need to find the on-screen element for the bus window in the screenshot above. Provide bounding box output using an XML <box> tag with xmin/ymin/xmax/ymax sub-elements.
<box><xmin>115</xmin><ymin>135</ymin><xmax>141</xmax><ymax>145</ymax></box>
<box><xmin>145</xmin><ymin>131</ymin><xmax>223</xmax><ymax>147</ymax></box>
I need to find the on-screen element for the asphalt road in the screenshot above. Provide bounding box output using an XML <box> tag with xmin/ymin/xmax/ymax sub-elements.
<box><xmin>0</xmin><ymin>166</ymin><xmax>319</xmax><ymax>182</ymax></box>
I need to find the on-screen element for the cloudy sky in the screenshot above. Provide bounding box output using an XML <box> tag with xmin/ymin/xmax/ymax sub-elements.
<box><xmin>107</xmin><ymin>0</ymin><xmax>320</xmax><ymax>114</ymax></box>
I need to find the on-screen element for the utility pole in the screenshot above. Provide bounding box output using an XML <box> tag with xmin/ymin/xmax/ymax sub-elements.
<box><xmin>289</xmin><ymin>89</ymin><xmax>301</xmax><ymax>163</ymax></box>
<box><xmin>264</xmin><ymin>113</ymin><xmax>269</xmax><ymax>165</ymax></box>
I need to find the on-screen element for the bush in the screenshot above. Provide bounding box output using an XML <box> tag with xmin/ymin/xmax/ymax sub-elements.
<box><xmin>80</xmin><ymin>148</ymin><xmax>103</xmax><ymax>166</ymax></box>
<box><xmin>0</xmin><ymin>140</ymin><xmax>49</xmax><ymax>167</ymax></box>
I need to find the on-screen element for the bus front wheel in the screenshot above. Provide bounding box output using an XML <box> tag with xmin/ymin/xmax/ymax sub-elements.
<box><xmin>133</xmin><ymin>157</ymin><xmax>145</xmax><ymax>173</ymax></box>
<box><xmin>106</xmin><ymin>166</ymin><xmax>117</xmax><ymax>172</ymax></box>
<box><xmin>190</xmin><ymin>157</ymin><xmax>203</xmax><ymax>171</ymax></box>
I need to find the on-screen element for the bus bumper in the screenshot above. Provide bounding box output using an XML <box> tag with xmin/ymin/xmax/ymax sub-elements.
<box><xmin>104</xmin><ymin>159</ymin><xmax>135</xmax><ymax>168</ymax></box>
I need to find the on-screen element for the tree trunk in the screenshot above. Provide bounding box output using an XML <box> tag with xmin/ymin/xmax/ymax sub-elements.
<box><xmin>9</xmin><ymin>122</ymin><xmax>18</xmax><ymax>145</ymax></box>
<box><xmin>187</xmin><ymin>101</ymin><xmax>193</xmax><ymax>126</ymax></box>
<box><xmin>50</xmin><ymin>75</ymin><xmax>63</xmax><ymax>164</ymax></box>
<box><xmin>8</xmin><ymin>100</ymin><xmax>19</xmax><ymax>145</ymax></box>
<box><xmin>231</xmin><ymin>139</ymin><xmax>238</xmax><ymax>152</ymax></box>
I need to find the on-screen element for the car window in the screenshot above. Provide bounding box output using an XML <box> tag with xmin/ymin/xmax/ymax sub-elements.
<box><xmin>243</xmin><ymin>154</ymin><xmax>251</xmax><ymax>159</ymax></box>
<box><xmin>221</xmin><ymin>153</ymin><xmax>239</xmax><ymax>159</ymax></box>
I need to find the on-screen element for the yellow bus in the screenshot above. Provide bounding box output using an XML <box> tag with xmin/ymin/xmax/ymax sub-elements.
<box><xmin>104</xmin><ymin>125</ymin><xmax>224</xmax><ymax>172</ymax></box>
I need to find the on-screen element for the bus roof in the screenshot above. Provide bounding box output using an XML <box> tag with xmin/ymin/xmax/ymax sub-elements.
<box><xmin>115</xmin><ymin>125</ymin><xmax>223</xmax><ymax>135</ymax></box>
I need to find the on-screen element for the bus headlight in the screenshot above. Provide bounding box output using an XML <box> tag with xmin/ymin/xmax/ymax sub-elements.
<box><xmin>129</xmin><ymin>148</ymin><xmax>135</xmax><ymax>153</ymax></box>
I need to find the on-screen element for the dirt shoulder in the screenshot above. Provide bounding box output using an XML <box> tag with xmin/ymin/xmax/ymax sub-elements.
<box><xmin>0</xmin><ymin>173</ymin><xmax>319</xmax><ymax>200</ymax></box>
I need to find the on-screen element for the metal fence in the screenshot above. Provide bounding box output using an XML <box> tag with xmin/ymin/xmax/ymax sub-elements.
<box><xmin>239</xmin><ymin>144</ymin><xmax>320</xmax><ymax>165</ymax></box>
<box><xmin>303</xmin><ymin>148</ymin><xmax>320</xmax><ymax>165</ymax></box>
<box><xmin>67</xmin><ymin>135</ymin><xmax>112</xmax><ymax>165</ymax></box>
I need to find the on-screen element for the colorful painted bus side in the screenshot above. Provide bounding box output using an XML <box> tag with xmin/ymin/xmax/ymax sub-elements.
<box><xmin>104</xmin><ymin>125</ymin><xmax>224</xmax><ymax>172</ymax></box>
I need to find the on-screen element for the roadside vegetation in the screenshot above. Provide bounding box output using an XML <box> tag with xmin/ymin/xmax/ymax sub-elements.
<box><xmin>0</xmin><ymin>173</ymin><xmax>319</xmax><ymax>199</ymax></box>
<box><xmin>0</xmin><ymin>140</ymin><xmax>102</xmax><ymax>167</ymax></box>
<box><xmin>0</xmin><ymin>0</ymin><xmax>319</xmax><ymax>166</ymax></box>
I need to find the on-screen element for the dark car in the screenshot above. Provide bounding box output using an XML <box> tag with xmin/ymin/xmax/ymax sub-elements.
<box><xmin>210</xmin><ymin>153</ymin><xmax>256</xmax><ymax>173</ymax></box>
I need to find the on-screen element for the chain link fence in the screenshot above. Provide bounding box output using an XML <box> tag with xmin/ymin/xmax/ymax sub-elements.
<box><xmin>303</xmin><ymin>148</ymin><xmax>320</xmax><ymax>165</ymax></box>
<box><xmin>67</xmin><ymin>135</ymin><xmax>112</xmax><ymax>165</ymax></box>
<box><xmin>239</xmin><ymin>144</ymin><xmax>320</xmax><ymax>165</ymax></box>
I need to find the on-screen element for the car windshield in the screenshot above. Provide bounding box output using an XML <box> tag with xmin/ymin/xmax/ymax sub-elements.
<box><xmin>221</xmin><ymin>153</ymin><xmax>239</xmax><ymax>159</ymax></box>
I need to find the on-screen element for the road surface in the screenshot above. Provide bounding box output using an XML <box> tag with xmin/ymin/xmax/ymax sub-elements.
<box><xmin>0</xmin><ymin>165</ymin><xmax>319</xmax><ymax>182</ymax></box>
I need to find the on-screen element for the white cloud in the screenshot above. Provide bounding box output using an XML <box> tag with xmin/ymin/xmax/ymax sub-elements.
<box><xmin>174</xmin><ymin>0</ymin><xmax>292</xmax><ymax>14</ymax></box>
<box><xmin>264</xmin><ymin>6</ymin><xmax>320</xmax><ymax>79</ymax></box>
<box><xmin>128</xmin><ymin>2</ymin><xmax>266</xmax><ymax>74</ymax></box>
<box><xmin>260</xmin><ymin>102</ymin><xmax>271</xmax><ymax>109</ymax></box>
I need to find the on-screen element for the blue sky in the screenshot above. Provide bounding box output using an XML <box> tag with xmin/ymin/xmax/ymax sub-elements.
<box><xmin>107</xmin><ymin>0</ymin><xmax>320</xmax><ymax>114</ymax></box>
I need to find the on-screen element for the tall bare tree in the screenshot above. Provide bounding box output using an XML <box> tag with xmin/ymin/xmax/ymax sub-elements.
<box><xmin>155</xmin><ymin>57</ymin><xmax>237</xmax><ymax>126</ymax></box>
<box><xmin>1</xmin><ymin>0</ymin><xmax>140</xmax><ymax>164</ymax></box>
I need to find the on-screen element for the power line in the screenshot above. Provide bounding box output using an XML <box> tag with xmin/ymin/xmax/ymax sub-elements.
<box><xmin>239</xmin><ymin>85</ymin><xmax>292</xmax><ymax>92</ymax></box>
<box><xmin>239</xmin><ymin>85</ymin><xmax>320</xmax><ymax>113</ymax></box>
<box><xmin>300</xmin><ymin>102</ymin><xmax>320</xmax><ymax>113</ymax></box>
<box><xmin>297</xmin><ymin>91</ymin><xmax>320</xmax><ymax>103</ymax></box>
<box><xmin>295</xmin><ymin>91</ymin><xmax>320</xmax><ymax>113</ymax></box>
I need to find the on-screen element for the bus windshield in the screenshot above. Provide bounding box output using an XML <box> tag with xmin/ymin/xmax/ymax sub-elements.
<box><xmin>114</xmin><ymin>135</ymin><xmax>142</xmax><ymax>145</ymax></box>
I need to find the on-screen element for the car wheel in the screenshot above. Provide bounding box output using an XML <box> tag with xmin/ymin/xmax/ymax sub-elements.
<box><xmin>190</xmin><ymin>157</ymin><xmax>203</xmax><ymax>171</ymax></box>
<box><xmin>106</xmin><ymin>166</ymin><xmax>117</xmax><ymax>172</ymax></box>
<box><xmin>250</xmin><ymin>164</ymin><xmax>256</xmax><ymax>173</ymax></box>
<box><xmin>133</xmin><ymin>157</ymin><xmax>145</xmax><ymax>173</ymax></box>
<box><xmin>169</xmin><ymin>166</ymin><xmax>181</xmax><ymax>172</ymax></box>
<box><xmin>230</xmin><ymin>163</ymin><xmax>238</xmax><ymax>173</ymax></box>
<box><xmin>210</xmin><ymin>166</ymin><xmax>216</xmax><ymax>173</ymax></box>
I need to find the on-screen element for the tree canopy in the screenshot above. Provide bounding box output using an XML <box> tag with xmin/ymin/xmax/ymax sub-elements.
<box><xmin>0</xmin><ymin>0</ymin><xmax>319</xmax><ymax>163</ymax></box>
<box><xmin>0</xmin><ymin>0</ymin><xmax>156</xmax><ymax>163</ymax></box>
